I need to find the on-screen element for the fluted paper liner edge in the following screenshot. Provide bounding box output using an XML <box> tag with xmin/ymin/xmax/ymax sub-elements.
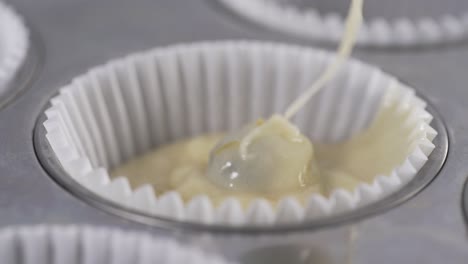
<box><xmin>0</xmin><ymin>2</ymin><xmax>29</xmax><ymax>91</ymax></box>
<box><xmin>43</xmin><ymin>41</ymin><xmax>437</xmax><ymax>226</ymax></box>
<box><xmin>219</xmin><ymin>0</ymin><xmax>468</xmax><ymax>46</ymax></box>
<box><xmin>0</xmin><ymin>225</ymin><xmax>233</xmax><ymax>264</ymax></box>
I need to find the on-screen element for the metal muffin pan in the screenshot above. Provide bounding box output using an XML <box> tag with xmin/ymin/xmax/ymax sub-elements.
<box><xmin>2</xmin><ymin>0</ymin><xmax>468</xmax><ymax>263</ymax></box>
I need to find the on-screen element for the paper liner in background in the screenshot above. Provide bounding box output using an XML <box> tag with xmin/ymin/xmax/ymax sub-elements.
<box><xmin>0</xmin><ymin>1</ymin><xmax>29</xmax><ymax>92</ymax></box>
<box><xmin>42</xmin><ymin>41</ymin><xmax>436</xmax><ymax>226</ymax></box>
<box><xmin>0</xmin><ymin>225</ymin><xmax>233</xmax><ymax>264</ymax></box>
<box><xmin>218</xmin><ymin>0</ymin><xmax>468</xmax><ymax>47</ymax></box>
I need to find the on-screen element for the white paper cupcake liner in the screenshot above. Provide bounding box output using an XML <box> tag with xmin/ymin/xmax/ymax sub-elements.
<box><xmin>0</xmin><ymin>1</ymin><xmax>29</xmax><ymax>91</ymax></box>
<box><xmin>0</xmin><ymin>225</ymin><xmax>233</xmax><ymax>264</ymax></box>
<box><xmin>42</xmin><ymin>41</ymin><xmax>436</xmax><ymax>226</ymax></box>
<box><xmin>218</xmin><ymin>0</ymin><xmax>468</xmax><ymax>47</ymax></box>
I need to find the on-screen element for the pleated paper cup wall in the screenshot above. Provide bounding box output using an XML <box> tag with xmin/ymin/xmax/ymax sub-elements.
<box><xmin>218</xmin><ymin>0</ymin><xmax>468</xmax><ymax>47</ymax></box>
<box><xmin>42</xmin><ymin>41</ymin><xmax>436</xmax><ymax>226</ymax></box>
<box><xmin>0</xmin><ymin>225</ymin><xmax>233</xmax><ymax>264</ymax></box>
<box><xmin>0</xmin><ymin>1</ymin><xmax>28</xmax><ymax>92</ymax></box>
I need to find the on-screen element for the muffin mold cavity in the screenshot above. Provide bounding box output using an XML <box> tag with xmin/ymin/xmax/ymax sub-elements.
<box><xmin>35</xmin><ymin>42</ymin><xmax>447</xmax><ymax>229</ymax></box>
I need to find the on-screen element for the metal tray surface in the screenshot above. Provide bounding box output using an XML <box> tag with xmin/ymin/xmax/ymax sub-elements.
<box><xmin>1</xmin><ymin>0</ymin><xmax>468</xmax><ymax>263</ymax></box>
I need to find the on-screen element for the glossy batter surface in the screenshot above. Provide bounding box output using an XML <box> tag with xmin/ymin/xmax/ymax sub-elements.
<box><xmin>111</xmin><ymin>98</ymin><xmax>414</xmax><ymax>206</ymax></box>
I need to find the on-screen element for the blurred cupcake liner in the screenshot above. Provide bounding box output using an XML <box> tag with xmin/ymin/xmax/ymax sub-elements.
<box><xmin>42</xmin><ymin>41</ymin><xmax>436</xmax><ymax>226</ymax></box>
<box><xmin>218</xmin><ymin>0</ymin><xmax>468</xmax><ymax>47</ymax></box>
<box><xmin>0</xmin><ymin>225</ymin><xmax>232</xmax><ymax>264</ymax></box>
<box><xmin>0</xmin><ymin>1</ymin><xmax>29</xmax><ymax>91</ymax></box>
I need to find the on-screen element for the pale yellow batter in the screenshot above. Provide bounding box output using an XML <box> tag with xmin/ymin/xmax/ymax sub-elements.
<box><xmin>111</xmin><ymin>96</ymin><xmax>415</xmax><ymax>206</ymax></box>
<box><xmin>206</xmin><ymin>115</ymin><xmax>320</xmax><ymax>195</ymax></box>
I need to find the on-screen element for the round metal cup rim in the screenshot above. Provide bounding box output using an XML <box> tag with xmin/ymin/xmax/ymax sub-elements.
<box><xmin>33</xmin><ymin>85</ymin><xmax>448</xmax><ymax>236</ymax></box>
